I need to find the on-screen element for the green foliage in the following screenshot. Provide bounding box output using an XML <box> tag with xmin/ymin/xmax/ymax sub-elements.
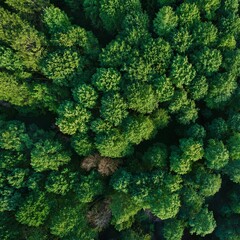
<box><xmin>208</xmin><ymin>118</ymin><xmax>229</xmax><ymax>139</ymax></box>
<box><xmin>0</xmin><ymin>187</ymin><xmax>22</xmax><ymax>212</ymax></box>
<box><xmin>5</xmin><ymin>0</ymin><xmax>49</xmax><ymax>14</ymax></box>
<box><xmin>193</xmin><ymin>22</ymin><xmax>218</xmax><ymax>46</ymax></box>
<box><xmin>71</xmin><ymin>134</ymin><xmax>94</xmax><ymax>156</ymax></box>
<box><xmin>206</xmin><ymin>73</ymin><xmax>237</xmax><ymax>108</ymax></box>
<box><xmin>56</xmin><ymin>101</ymin><xmax>91</xmax><ymax>135</ymax></box>
<box><xmin>7</xmin><ymin>168</ymin><xmax>29</xmax><ymax>189</ymax></box>
<box><xmin>100</xmin><ymin>93</ymin><xmax>128</xmax><ymax>126</ymax></box>
<box><xmin>99</xmin><ymin>0</ymin><xmax>142</xmax><ymax>33</ymax></box>
<box><xmin>0</xmin><ymin>0</ymin><xmax>239</xmax><ymax>239</ymax></box>
<box><xmin>151</xmin><ymin>109</ymin><xmax>170</xmax><ymax>129</ymax></box>
<box><xmin>125</xmin><ymin>83</ymin><xmax>158</xmax><ymax>114</ymax></box>
<box><xmin>72</xmin><ymin>84</ymin><xmax>98</xmax><ymax>108</ymax></box>
<box><xmin>170</xmin><ymin>55</ymin><xmax>196</xmax><ymax>88</ymax></box>
<box><xmin>30</xmin><ymin>139</ymin><xmax>71</xmax><ymax>172</ymax></box>
<box><xmin>190</xmin><ymin>165</ymin><xmax>222</xmax><ymax>197</ymax></box>
<box><xmin>189</xmin><ymin>76</ymin><xmax>208</xmax><ymax>101</ymax></box>
<box><xmin>170</xmin><ymin>138</ymin><xmax>204</xmax><ymax>174</ymax></box>
<box><xmin>0</xmin><ymin>121</ymin><xmax>31</xmax><ymax>151</ymax></box>
<box><xmin>192</xmin><ymin>48</ymin><xmax>222</xmax><ymax>76</ymax></box>
<box><xmin>51</xmin><ymin>26</ymin><xmax>99</xmax><ymax>57</ymax></box>
<box><xmin>227</xmin><ymin>133</ymin><xmax>240</xmax><ymax>160</ymax></box>
<box><xmin>186</xmin><ymin>124</ymin><xmax>206</xmax><ymax>140</ymax></box>
<box><xmin>143</xmin><ymin>143</ymin><xmax>168</xmax><ymax>169</ymax></box>
<box><xmin>153</xmin><ymin>76</ymin><xmax>174</xmax><ymax>102</ymax></box>
<box><xmin>204</xmin><ymin>139</ymin><xmax>229</xmax><ymax>170</ymax></box>
<box><xmin>0</xmin><ymin>73</ymin><xmax>33</xmax><ymax>106</ymax></box>
<box><xmin>223</xmin><ymin>160</ymin><xmax>240</xmax><ymax>183</ymax></box>
<box><xmin>176</xmin><ymin>3</ymin><xmax>200</xmax><ymax>27</ymax></box>
<box><xmin>96</xmin><ymin>130</ymin><xmax>133</xmax><ymax>158</ymax></box>
<box><xmin>75</xmin><ymin>171</ymin><xmax>104</xmax><ymax>203</ymax></box>
<box><xmin>163</xmin><ymin>219</ymin><xmax>185</xmax><ymax>240</ymax></box>
<box><xmin>189</xmin><ymin>208</ymin><xmax>216</xmax><ymax>236</ymax></box>
<box><xmin>171</xmin><ymin>27</ymin><xmax>193</xmax><ymax>53</ymax></box>
<box><xmin>92</xmin><ymin>68</ymin><xmax>121</xmax><ymax>92</ymax></box>
<box><xmin>50</xmin><ymin>204</ymin><xmax>97</xmax><ymax>239</ymax></box>
<box><xmin>110</xmin><ymin>193</ymin><xmax>141</xmax><ymax>231</ymax></box>
<box><xmin>123</xmin><ymin>115</ymin><xmax>155</xmax><ymax>144</ymax></box>
<box><xmin>0</xmin><ymin>8</ymin><xmax>45</xmax><ymax>70</ymax></box>
<box><xmin>45</xmin><ymin>168</ymin><xmax>76</xmax><ymax>195</ymax></box>
<box><xmin>16</xmin><ymin>192</ymin><xmax>50</xmax><ymax>227</ymax></box>
<box><xmin>43</xmin><ymin>6</ymin><xmax>71</xmax><ymax>34</ymax></box>
<box><xmin>110</xmin><ymin>170</ymin><xmax>132</xmax><ymax>193</ymax></box>
<box><xmin>41</xmin><ymin>50</ymin><xmax>83</xmax><ymax>86</ymax></box>
<box><xmin>153</xmin><ymin>6</ymin><xmax>178</xmax><ymax>37</ymax></box>
<box><xmin>228</xmin><ymin>113</ymin><xmax>240</xmax><ymax>132</ymax></box>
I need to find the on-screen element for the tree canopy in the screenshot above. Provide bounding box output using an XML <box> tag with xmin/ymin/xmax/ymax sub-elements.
<box><xmin>0</xmin><ymin>0</ymin><xmax>239</xmax><ymax>239</ymax></box>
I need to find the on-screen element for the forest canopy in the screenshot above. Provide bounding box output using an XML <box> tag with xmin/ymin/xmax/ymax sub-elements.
<box><xmin>0</xmin><ymin>0</ymin><xmax>240</xmax><ymax>239</ymax></box>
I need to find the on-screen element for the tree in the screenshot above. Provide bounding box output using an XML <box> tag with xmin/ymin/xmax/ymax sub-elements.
<box><xmin>92</xmin><ymin>68</ymin><xmax>121</xmax><ymax>92</ymax></box>
<box><xmin>0</xmin><ymin>73</ymin><xmax>33</xmax><ymax>106</ymax></box>
<box><xmin>110</xmin><ymin>193</ymin><xmax>141</xmax><ymax>231</ymax></box>
<box><xmin>227</xmin><ymin>133</ymin><xmax>240</xmax><ymax>160</ymax></box>
<box><xmin>163</xmin><ymin>219</ymin><xmax>185</xmax><ymax>240</ymax></box>
<box><xmin>0</xmin><ymin>8</ymin><xmax>45</xmax><ymax>69</ymax></box>
<box><xmin>95</xmin><ymin>130</ymin><xmax>133</xmax><ymax>158</ymax></box>
<box><xmin>42</xmin><ymin>5</ymin><xmax>71</xmax><ymax>34</ymax></box>
<box><xmin>123</xmin><ymin>115</ymin><xmax>155</xmax><ymax>144</ymax></box>
<box><xmin>208</xmin><ymin>118</ymin><xmax>229</xmax><ymax>139</ymax></box>
<box><xmin>223</xmin><ymin>160</ymin><xmax>240</xmax><ymax>183</ymax></box>
<box><xmin>153</xmin><ymin>6</ymin><xmax>178</xmax><ymax>37</ymax></box>
<box><xmin>72</xmin><ymin>84</ymin><xmax>98</xmax><ymax>108</ymax></box>
<box><xmin>228</xmin><ymin>113</ymin><xmax>240</xmax><ymax>132</ymax></box>
<box><xmin>50</xmin><ymin>203</ymin><xmax>97</xmax><ymax>239</ymax></box>
<box><xmin>189</xmin><ymin>165</ymin><xmax>222</xmax><ymax>197</ymax></box>
<box><xmin>30</xmin><ymin>139</ymin><xmax>71</xmax><ymax>172</ymax></box>
<box><xmin>100</xmin><ymin>93</ymin><xmax>128</xmax><ymax>126</ymax></box>
<box><xmin>0</xmin><ymin>46</ymin><xmax>29</xmax><ymax>78</ymax></box>
<box><xmin>0</xmin><ymin>187</ymin><xmax>22</xmax><ymax>212</ymax></box>
<box><xmin>192</xmin><ymin>22</ymin><xmax>218</xmax><ymax>46</ymax></box>
<box><xmin>5</xmin><ymin>0</ymin><xmax>50</xmax><ymax>14</ymax></box>
<box><xmin>205</xmin><ymin>73</ymin><xmax>237</xmax><ymax>108</ymax></box>
<box><xmin>195</xmin><ymin>0</ymin><xmax>221</xmax><ymax>20</ymax></box>
<box><xmin>51</xmin><ymin>26</ymin><xmax>99</xmax><ymax>57</ymax></box>
<box><xmin>189</xmin><ymin>76</ymin><xmax>208</xmax><ymax>100</ymax></box>
<box><xmin>171</xmin><ymin>27</ymin><xmax>193</xmax><ymax>53</ymax></box>
<box><xmin>56</xmin><ymin>101</ymin><xmax>91</xmax><ymax>135</ymax></box>
<box><xmin>215</xmin><ymin>216</ymin><xmax>240</xmax><ymax>240</ymax></box>
<box><xmin>189</xmin><ymin>207</ymin><xmax>216</xmax><ymax>237</ymax></box>
<box><xmin>176</xmin><ymin>3</ymin><xmax>200</xmax><ymax>28</ymax></box>
<box><xmin>7</xmin><ymin>168</ymin><xmax>29</xmax><ymax>189</ymax></box>
<box><xmin>149</xmin><ymin>192</ymin><xmax>180</xmax><ymax>220</ymax></box>
<box><xmin>16</xmin><ymin>192</ymin><xmax>50</xmax><ymax>227</ymax></box>
<box><xmin>170</xmin><ymin>138</ymin><xmax>204</xmax><ymax>175</ymax></box>
<box><xmin>74</xmin><ymin>171</ymin><xmax>104</xmax><ymax>203</ymax></box>
<box><xmin>142</xmin><ymin>38</ymin><xmax>172</xmax><ymax>75</ymax></box>
<box><xmin>71</xmin><ymin>134</ymin><xmax>95</xmax><ymax>156</ymax></box>
<box><xmin>170</xmin><ymin>55</ymin><xmax>196</xmax><ymax>88</ymax></box>
<box><xmin>192</xmin><ymin>48</ymin><xmax>222</xmax><ymax>76</ymax></box>
<box><xmin>41</xmin><ymin>50</ymin><xmax>83</xmax><ymax>86</ymax></box>
<box><xmin>99</xmin><ymin>0</ymin><xmax>142</xmax><ymax>33</ymax></box>
<box><xmin>153</xmin><ymin>76</ymin><xmax>174</xmax><ymax>103</ymax></box>
<box><xmin>186</xmin><ymin>123</ymin><xmax>206</xmax><ymax>140</ymax></box>
<box><xmin>99</xmin><ymin>38</ymin><xmax>132</xmax><ymax>68</ymax></box>
<box><xmin>204</xmin><ymin>139</ymin><xmax>229</xmax><ymax>170</ymax></box>
<box><xmin>0</xmin><ymin>121</ymin><xmax>31</xmax><ymax>151</ymax></box>
<box><xmin>142</xmin><ymin>143</ymin><xmax>168</xmax><ymax>169</ymax></box>
<box><xmin>45</xmin><ymin>168</ymin><xmax>76</xmax><ymax>195</ymax></box>
<box><xmin>125</xmin><ymin>83</ymin><xmax>159</xmax><ymax>114</ymax></box>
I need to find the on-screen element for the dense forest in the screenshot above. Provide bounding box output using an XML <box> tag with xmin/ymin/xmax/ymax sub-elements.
<box><xmin>0</xmin><ymin>0</ymin><xmax>240</xmax><ymax>239</ymax></box>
